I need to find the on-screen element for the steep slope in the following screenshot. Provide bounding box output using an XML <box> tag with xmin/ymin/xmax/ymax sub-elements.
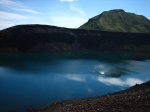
<box><xmin>79</xmin><ymin>9</ymin><xmax>150</xmax><ymax>33</ymax></box>
<box><xmin>0</xmin><ymin>24</ymin><xmax>150</xmax><ymax>52</ymax></box>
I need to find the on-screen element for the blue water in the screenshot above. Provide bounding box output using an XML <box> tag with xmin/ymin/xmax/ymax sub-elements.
<box><xmin>0</xmin><ymin>52</ymin><xmax>150</xmax><ymax>112</ymax></box>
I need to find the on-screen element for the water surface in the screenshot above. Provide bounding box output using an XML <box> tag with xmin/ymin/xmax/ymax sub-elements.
<box><xmin>0</xmin><ymin>52</ymin><xmax>150</xmax><ymax>112</ymax></box>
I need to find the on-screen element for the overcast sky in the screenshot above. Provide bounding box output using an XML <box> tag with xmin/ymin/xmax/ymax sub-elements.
<box><xmin>0</xmin><ymin>0</ymin><xmax>150</xmax><ymax>30</ymax></box>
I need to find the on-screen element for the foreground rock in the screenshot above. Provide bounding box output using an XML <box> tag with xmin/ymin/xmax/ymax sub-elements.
<box><xmin>28</xmin><ymin>81</ymin><xmax>150</xmax><ymax>112</ymax></box>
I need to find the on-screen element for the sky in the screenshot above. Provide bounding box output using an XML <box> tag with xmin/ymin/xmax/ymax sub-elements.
<box><xmin>0</xmin><ymin>0</ymin><xmax>150</xmax><ymax>30</ymax></box>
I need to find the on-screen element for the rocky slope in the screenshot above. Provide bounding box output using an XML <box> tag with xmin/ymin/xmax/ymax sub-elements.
<box><xmin>79</xmin><ymin>9</ymin><xmax>150</xmax><ymax>33</ymax></box>
<box><xmin>0</xmin><ymin>24</ymin><xmax>150</xmax><ymax>52</ymax></box>
<box><xmin>28</xmin><ymin>80</ymin><xmax>150</xmax><ymax>112</ymax></box>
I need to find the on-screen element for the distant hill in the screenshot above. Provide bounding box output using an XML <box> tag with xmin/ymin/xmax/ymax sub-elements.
<box><xmin>0</xmin><ymin>24</ymin><xmax>150</xmax><ymax>52</ymax></box>
<box><xmin>79</xmin><ymin>9</ymin><xmax>150</xmax><ymax>33</ymax></box>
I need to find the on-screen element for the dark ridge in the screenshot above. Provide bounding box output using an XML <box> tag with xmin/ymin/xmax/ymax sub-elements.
<box><xmin>0</xmin><ymin>24</ymin><xmax>150</xmax><ymax>52</ymax></box>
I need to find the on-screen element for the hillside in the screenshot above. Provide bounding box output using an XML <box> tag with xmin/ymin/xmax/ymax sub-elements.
<box><xmin>0</xmin><ymin>24</ymin><xmax>150</xmax><ymax>52</ymax></box>
<box><xmin>79</xmin><ymin>9</ymin><xmax>150</xmax><ymax>33</ymax></box>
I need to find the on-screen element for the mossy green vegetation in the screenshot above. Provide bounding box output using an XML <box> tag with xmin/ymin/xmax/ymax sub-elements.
<box><xmin>79</xmin><ymin>9</ymin><xmax>150</xmax><ymax>33</ymax></box>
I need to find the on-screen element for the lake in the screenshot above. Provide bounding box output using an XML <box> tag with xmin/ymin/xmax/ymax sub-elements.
<box><xmin>0</xmin><ymin>52</ymin><xmax>150</xmax><ymax>112</ymax></box>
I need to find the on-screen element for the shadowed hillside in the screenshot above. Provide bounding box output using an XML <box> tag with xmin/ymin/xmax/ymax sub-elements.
<box><xmin>0</xmin><ymin>24</ymin><xmax>150</xmax><ymax>52</ymax></box>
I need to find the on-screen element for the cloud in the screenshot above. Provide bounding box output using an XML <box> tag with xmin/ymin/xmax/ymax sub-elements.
<box><xmin>51</xmin><ymin>16</ymin><xmax>87</xmax><ymax>28</ymax></box>
<box><xmin>70</xmin><ymin>5</ymin><xmax>86</xmax><ymax>16</ymax></box>
<box><xmin>59</xmin><ymin>0</ymin><xmax>78</xmax><ymax>2</ymax></box>
<box><xmin>0</xmin><ymin>20</ymin><xmax>14</xmax><ymax>27</ymax></box>
<box><xmin>87</xmin><ymin>87</ymin><xmax>94</xmax><ymax>93</ymax></box>
<box><xmin>0</xmin><ymin>0</ymin><xmax>14</xmax><ymax>5</ymax></box>
<box><xmin>98</xmin><ymin>77</ymin><xmax>124</xmax><ymax>86</ymax></box>
<box><xmin>0</xmin><ymin>11</ymin><xmax>27</xmax><ymax>20</ymax></box>
<box><xmin>0</xmin><ymin>0</ymin><xmax>40</xmax><ymax>29</ymax></box>
<box><xmin>0</xmin><ymin>0</ymin><xmax>40</xmax><ymax>14</ymax></box>
<box><xmin>0</xmin><ymin>11</ymin><xmax>27</xmax><ymax>29</ymax></box>
<box><xmin>50</xmin><ymin>4</ymin><xmax>86</xmax><ymax>28</ymax></box>
<box><xmin>0</xmin><ymin>20</ymin><xmax>15</xmax><ymax>30</ymax></box>
<box><xmin>97</xmin><ymin>77</ymin><xmax>144</xmax><ymax>87</ymax></box>
<box><xmin>125</xmin><ymin>78</ymin><xmax>144</xmax><ymax>86</ymax></box>
<box><xmin>12</xmin><ymin>8</ymin><xmax>40</xmax><ymax>14</ymax></box>
<box><xmin>65</xmin><ymin>74</ymin><xmax>85</xmax><ymax>82</ymax></box>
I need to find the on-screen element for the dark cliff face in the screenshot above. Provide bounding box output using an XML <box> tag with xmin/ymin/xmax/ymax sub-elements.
<box><xmin>0</xmin><ymin>24</ymin><xmax>150</xmax><ymax>52</ymax></box>
<box><xmin>79</xmin><ymin>9</ymin><xmax>150</xmax><ymax>33</ymax></box>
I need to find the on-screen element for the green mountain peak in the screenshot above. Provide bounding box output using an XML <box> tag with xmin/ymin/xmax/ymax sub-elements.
<box><xmin>79</xmin><ymin>9</ymin><xmax>150</xmax><ymax>33</ymax></box>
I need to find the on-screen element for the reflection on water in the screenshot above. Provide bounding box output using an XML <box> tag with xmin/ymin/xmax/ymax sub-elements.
<box><xmin>97</xmin><ymin>76</ymin><xmax>144</xmax><ymax>87</ymax></box>
<box><xmin>0</xmin><ymin>52</ymin><xmax>150</xmax><ymax>112</ymax></box>
<box><xmin>65</xmin><ymin>74</ymin><xmax>86</xmax><ymax>82</ymax></box>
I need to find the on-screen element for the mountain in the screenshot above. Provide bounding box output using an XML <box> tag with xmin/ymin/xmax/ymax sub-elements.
<box><xmin>0</xmin><ymin>24</ymin><xmax>150</xmax><ymax>52</ymax></box>
<box><xmin>79</xmin><ymin>9</ymin><xmax>150</xmax><ymax>33</ymax></box>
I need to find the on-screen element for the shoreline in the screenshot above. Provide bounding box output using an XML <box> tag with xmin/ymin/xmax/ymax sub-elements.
<box><xmin>27</xmin><ymin>80</ymin><xmax>150</xmax><ymax>112</ymax></box>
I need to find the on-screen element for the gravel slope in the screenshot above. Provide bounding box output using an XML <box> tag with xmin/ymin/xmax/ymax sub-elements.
<box><xmin>28</xmin><ymin>81</ymin><xmax>150</xmax><ymax>112</ymax></box>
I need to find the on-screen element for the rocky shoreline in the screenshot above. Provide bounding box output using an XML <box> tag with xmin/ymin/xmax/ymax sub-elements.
<box><xmin>28</xmin><ymin>80</ymin><xmax>150</xmax><ymax>112</ymax></box>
